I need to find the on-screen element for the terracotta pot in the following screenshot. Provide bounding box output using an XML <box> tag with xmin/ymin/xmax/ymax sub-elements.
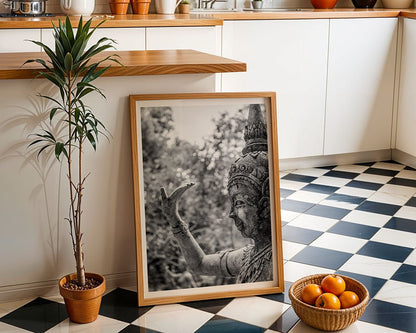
<box><xmin>59</xmin><ymin>272</ymin><xmax>106</xmax><ymax>324</ymax></box>
<box><xmin>310</xmin><ymin>0</ymin><xmax>337</xmax><ymax>8</ymax></box>
<box><xmin>108</xmin><ymin>0</ymin><xmax>129</xmax><ymax>14</ymax></box>
<box><xmin>178</xmin><ymin>3</ymin><xmax>190</xmax><ymax>13</ymax></box>
<box><xmin>131</xmin><ymin>0</ymin><xmax>151</xmax><ymax>14</ymax></box>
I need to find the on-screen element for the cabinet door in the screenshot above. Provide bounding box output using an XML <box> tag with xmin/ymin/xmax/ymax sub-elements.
<box><xmin>396</xmin><ymin>18</ymin><xmax>416</xmax><ymax>157</ymax></box>
<box><xmin>41</xmin><ymin>27</ymin><xmax>146</xmax><ymax>51</ymax></box>
<box><xmin>222</xmin><ymin>20</ymin><xmax>329</xmax><ymax>159</ymax></box>
<box><xmin>324</xmin><ymin>18</ymin><xmax>397</xmax><ymax>155</ymax></box>
<box><xmin>145</xmin><ymin>26</ymin><xmax>221</xmax><ymax>55</ymax></box>
<box><xmin>0</xmin><ymin>29</ymin><xmax>41</xmax><ymax>52</ymax></box>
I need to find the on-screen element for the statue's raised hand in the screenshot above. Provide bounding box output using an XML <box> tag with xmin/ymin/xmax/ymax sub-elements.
<box><xmin>160</xmin><ymin>183</ymin><xmax>195</xmax><ymax>235</ymax></box>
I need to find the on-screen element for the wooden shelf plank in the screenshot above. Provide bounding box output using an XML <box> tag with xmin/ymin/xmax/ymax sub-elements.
<box><xmin>0</xmin><ymin>49</ymin><xmax>246</xmax><ymax>80</ymax></box>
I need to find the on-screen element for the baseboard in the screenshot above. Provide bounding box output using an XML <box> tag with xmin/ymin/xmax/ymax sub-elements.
<box><xmin>0</xmin><ymin>271</ymin><xmax>136</xmax><ymax>303</ymax></box>
<box><xmin>392</xmin><ymin>149</ymin><xmax>416</xmax><ymax>169</ymax></box>
<box><xmin>279</xmin><ymin>149</ymin><xmax>392</xmax><ymax>171</ymax></box>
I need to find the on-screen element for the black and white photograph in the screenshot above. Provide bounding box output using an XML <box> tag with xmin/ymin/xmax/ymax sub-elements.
<box><xmin>130</xmin><ymin>93</ymin><xmax>284</xmax><ymax>306</ymax></box>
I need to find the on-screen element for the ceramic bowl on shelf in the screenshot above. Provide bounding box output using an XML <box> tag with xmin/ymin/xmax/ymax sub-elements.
<box><xmin>382</xmin><ymin>0</ymin><xmax>413</xmax><ymax>8</ymax></box>
<box><xmin>310</xmin><ymin>0</ymin><xmax>337</xmax><ymax>8</ymax></box>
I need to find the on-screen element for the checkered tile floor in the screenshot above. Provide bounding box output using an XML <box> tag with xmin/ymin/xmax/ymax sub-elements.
<box><xmin>1</xmin><ymin>161</ymin><xmax>416</xmax><ymax>332</ymax></box>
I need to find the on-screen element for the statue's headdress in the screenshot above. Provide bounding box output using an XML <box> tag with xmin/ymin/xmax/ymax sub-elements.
<box><xmin>227</xmin><ymin>104</ymin><xmax>269</xmax><ymax>197</ymax></box>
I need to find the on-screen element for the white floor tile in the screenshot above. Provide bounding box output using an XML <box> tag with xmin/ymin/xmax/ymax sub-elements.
<box><xmin>280</xmin><ymin>179</ymin><xmax>308</xmax><ymax>191</ymax></box>
<box><xmin>46</xmin><ymin>315</ymin><xmax>128</xmax><ymax>333</ymax></box>
<box><xmin>354</xmin><ymin>174</ymin><xmax>392</xmax><ymax>184</ymax></box>
<box><xmin>217</xmin><ymin>296</ymin><xmax>289</xmax><ymax>329</ymax></box>
<box><xmin>291</xmin><ymin>168</ymin><xmax>329</xmax><ymax>177</ymax></box>
<box><xmin>342</xmin><ymin>210</ymin><xmax>391</xmax><ymax>228</ymax></box>
<box><xmin>394</xmin><ymin>206</ymin><xmax>416</xmax><ymax>219</ymax></box>
<box><xmin>288</xmin><ymin>320</ymin><xmax>405</xmax><ymax>333</ymax></box>
<box><xmin>282</xmin><ymin>241</ymin><xmax>307</xmax><ymax>260</ymax></box>
<box><xmin>371</xmin><ymin>228</ymin><xmax>416</xmax><ymax>249</ymax></box>
<box><xmin>372</xmin><ymin>162</ymin><xmax>406</xmax><ymax>171</ymax></box>
<box><xmin>43</xmin><ymin>296</ymin><xmax>65</xmax><ymax>304</ymax></box>
<box><xmin>335</xmin><ymin>186</ymin><xmax>375</xmax><ymax>199</ymax></box>
<box><xmin>312</xmin><ymin>176</ymin><xmax>351</xmax><ymax>187</ymax></box>
<box><xmin>283</xmin><ymin>261</ymin><xmax>334</xmax><ymax>283</ymax></box>
<box><xmin>374</xmin><ymin>280</ymin><xmax>416</xmax><ymax>309</ymax></box>
<box><xmin>377</xmin><ymin>183</ymin><xmax>416</xmax><ymax>197</ymax></box>
<box><xmin>310</xmin><ymin>233</ymin><xmax>367</xmax><ymax>254</ymax></box>
<box><xmin>0</xmin><ymin>299</ymin><xmax>34</xmax><ymax>317</ymax></box>
<box><xmin>0</xmin><ymin>322</ymin><xmax>32</xmax><ymax>333</ymax></box>
<box><xmin>281</xmin><ymin>210</ymin><xmax>302</xmax><ymax>222</ymax></box>
<box><xmin>339</xmin><ymin>254</ymin><xmax>402</xmax><ymax>280</ymax></box>
<box><xmin>287</xmin><ymin>214</ymin><xmax>338</xmax><ymax>232</ymax></box>
<box><xmin>405</xmin><ymin>249</ymin><xmax>416</xmax><ymax>265</ymax></box>
<box><xmin>286</xmin><ymin>190</ymin><xmax>329</xmax><ymax>204</ymax></box>
<box><xmin>395</xmin><ymin>169</ymin><xmax>416</xmax><ymax>180</ymax></box>
<box><xmin>333</xmin><ymin>164</ymin><xmax>370</xmax><ymax>173</ymax></box>
<box><xmin>367</xmin><ymin>191</ymin><xmax>411</xmax><ymax>206</ymax></box>
<box><xmin>133</xmin><ymin>304</ymin><xmax>213</xmax><ymax>333</ymax></box>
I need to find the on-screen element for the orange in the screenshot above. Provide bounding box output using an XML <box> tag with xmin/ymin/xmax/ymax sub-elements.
<box><xmin>339</xmin><ymin>291</ymin><xmax>360</xmax><ymax>309</ymax></box>
<box><xmin>315</xmin><ymin>292</ymin><xmax>341</xmax><ymax>309</ymax></box>
<box><xmin>301</xmin><ymin>284</ymin><xmax>323</xmax><ymax>305</ymax></box>
<box><xmin>321</xmin><ymin>275</ymin><xmax>346</xmax><ymax>296</ymax></box>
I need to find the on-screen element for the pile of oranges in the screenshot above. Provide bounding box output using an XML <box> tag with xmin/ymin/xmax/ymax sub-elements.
<box><xmin>301</xmin><ymin>275</ymin><xmax>360</xmax><ymax>310</ymax></box>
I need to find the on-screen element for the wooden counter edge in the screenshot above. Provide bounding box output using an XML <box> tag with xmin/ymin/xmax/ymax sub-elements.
<box><xmin>0</xmin><ymin>49</ymin><xmax>247</xmax><ymax>80</ymax></box>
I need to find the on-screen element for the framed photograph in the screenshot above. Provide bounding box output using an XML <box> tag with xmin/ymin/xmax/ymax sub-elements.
<box><xmin>130</xmin><ymin>92</ymin><xmax>284</xmax><ymax>306</ymax></box>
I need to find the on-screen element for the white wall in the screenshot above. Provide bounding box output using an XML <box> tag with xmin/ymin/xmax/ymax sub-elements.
<box><xmin>0</xmin><ymin>74</ymin><xmax>217</xmax><ymax>301</ymax></box>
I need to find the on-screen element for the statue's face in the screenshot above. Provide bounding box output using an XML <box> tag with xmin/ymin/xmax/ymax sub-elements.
<box><xmin>228</xmin><ymin>183</ymin><xmax>260</xmax><ymax>239</ymax></box>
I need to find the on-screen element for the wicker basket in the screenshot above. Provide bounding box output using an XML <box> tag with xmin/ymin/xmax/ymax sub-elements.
<box><xmin>289</xmin><ymin>274</ymin><xmax>369</xmax><ymax>331</ymax></box>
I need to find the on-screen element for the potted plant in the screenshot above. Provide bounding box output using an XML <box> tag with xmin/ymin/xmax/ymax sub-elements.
<box><xmin>251</xmin><ymin>0</ymin><xmax>263</xmax><ymax>9</ymax></box>
<box><xmin>178</xmin><ymin>0</ymin><xmax>190</xmax><ymax>13</ymax></box>
<box><xmin>25</xmin><ymin>16</ymin><xmax>120</xmax><ymax>324</ymax></box>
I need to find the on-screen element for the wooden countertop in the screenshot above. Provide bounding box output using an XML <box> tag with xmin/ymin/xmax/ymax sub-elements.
<box><xmin>0</xmin><ymin>14</ymin><xmax>223</xmax><ymax>29</ymax></box>
<box><xmin>0</xmin><ymin>49</ymin><xmax>246</xmax><ymax>80</ymax></box>
<box><xmin>1</xmin><ymin>9</ymin><xmax>416</xmax><ymax>29</ymax></box>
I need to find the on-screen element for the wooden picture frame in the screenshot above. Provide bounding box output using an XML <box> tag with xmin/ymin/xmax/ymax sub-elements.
<box><xmin>130</xmin><ymin>92</ymin><xmax>283</xmax><ymax>306</ymax></box>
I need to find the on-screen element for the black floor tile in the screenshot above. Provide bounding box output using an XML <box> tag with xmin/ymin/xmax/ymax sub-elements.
<box><xmin>328</xmin><ymin>221</ymin><xmax>379</xmax><ymax>239</ymax></box>
<box><xmin>360</xmin><ymin>299</ymin><xmax>416</xmax><ymax>332</ymax></box>
<box><xmin>304</xmin><ymin>204</ymin><xmax>350</xmax><ymax>220</ymax></box>
<box><xmin>291</xmin><ymin>246</ymin><xmax>353</xmax><ymax>270</ymax></box>
<box><xmin>335</xmin><ymin>270</ymin><xmax>387</xmax><ymax>298</ymax></box>
<box><xmin>280</xmin><ymin>188</ymin><xmax>296</xmax><ymax>199</ymax></box>
<box><xmin>195</xmin><ymin>315</ymin><xmax>264</xmax><ymax>333</ymax></box>
<box><xmin>388</xmin><ymin>177</ymin><xmax>416</xmax><ymax>188</ymax></box>
<box><xmin>317</xmin><ymin>165</ymin><xmax>337</xmax><ymax>170</ymax></box>
<box><xmin>356</xmin><ymin>201</ymin><xmax>401</xmax><ymax>216</ymax></box>
<box><xmin>268</xmin><ymin>307</ymin><xmax>299</xmax><ymax>333</ymax></box>
<box><xmin>261</xmin><ymin>281</ymin><xmax>292</xmax><ymax>304</ymax></box>
<box><xmin>119</xmin><ymin>324</ymin><xmax>162</xmax><ymax>333</ymax></box>
<box><xmin>356</xmin><ymin>162</ymin><xmax>375</xmax><ymax>166</ymax></box>
<box><xmin>324</xmin><ymin>193</ymin><xmax>366</xmax><ymax>205</ymax></box>
<box><xmin>301</xmin><ymin>183</ymin><xmax>339</xmax><ymax>194</ymax></box>
<box><xmin>391</xmin><ymin>264</ymin><xmax>416</xmax><ymax>285</ymax></box>
<box><xmin>280</xmin><ymin>199</ymin><xmax>315</xmax><ymax>213</ymax></box>
<box><xmin>100</xmin><ymin>288</ymin><xmax>149</xmax><ymax>323</ymax></box>
<box><xmin>345</xmin><ymin>180</ymin><xmax>383</xmax><ymax>191</ymax></box>
<box><xmin>405</xmin><ymin>197</ymin><xmax>416</xmax><ymax>207</ymax></box>
<box><xmin>0</xmin><ymin>298</ymin><xmax>67</xmax><ymax>333</ymax></box>
<box><xmin>357</xmin><ymin>241</ymin><xmax>413</xmax><ymax>263</ymax></box>
<box><xmin>182</xmin><ymin>298</ymin><xmax>233</xmax><ymax>314</ymax></box>
<box><xmin>405</xmin><ymin>166</ymin><xmax>416</xmax><ymax>171</ymax></box>
<box><xmin>384</xmin><ymin>217</ymin><xmax>416</xmax><ymax>234</ymax></box>
<box><xmin>323</xmin><ymin>170</ymin><xmax>360</xmax><ymax>179</ymax></box>
<box><xmin>281</xmin><ymin>173</ymin><xmax>317</xmax><ymax>183</ymax></box>
<box><xmin>364</xmin><ymin>168</ymin><xmax>399</xmax><ymax>177</ymax></box>
<box><xmin>282</xmin><ymin>226</ymin><xmax>323</xmax><ymax>245</ymax></box>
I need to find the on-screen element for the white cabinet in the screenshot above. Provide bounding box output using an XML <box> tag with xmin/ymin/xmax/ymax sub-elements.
<box><xmin>0</xmin><ymin>29</ymin><xmax>41</xmax><ymax>52</ymax></box>
<box><xmin>41</xmin><ymin>27</ymin><xmax>146</xmax><ymax>51</ymax></box>
<box><xmin>324</xmin><ymin>18</ymin><xmax>397</xmax><ymax>155</ymax></box>
<box><xmin>221</xmin><ymin>20</ymin><xmax>329</xmax><ymax>159</ymax></box>
<box><xmin>396</xmin><ymin>18</ymin><xmax>416</xmax><ymax>156</ymax></box>
<box><xmin>145</xmin><ymin>26</ymin><xmax>221</xmax><ymax>55</ymax></box>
